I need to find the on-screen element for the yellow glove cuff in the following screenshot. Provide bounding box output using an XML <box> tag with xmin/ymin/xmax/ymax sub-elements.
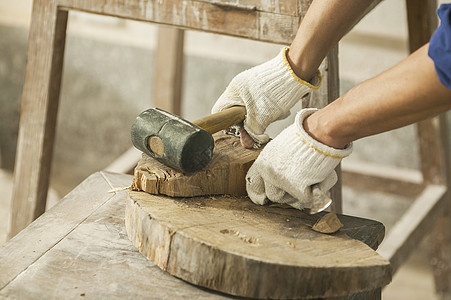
<box><xmin>282</xmin><ymin>47</ymin><xmax>322</xmax><ymax>90</ymax></box>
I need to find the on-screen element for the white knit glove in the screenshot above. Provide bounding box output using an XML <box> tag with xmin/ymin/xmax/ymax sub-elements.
<box><xmin>212</xmin><ymin>47</ymin><xmax>321</xmax><ymax>145</ymax></box>
<box><xmin>246</xmin><ymin>108</ymin><xmax>353</xmax><ymax>210</ymax></box>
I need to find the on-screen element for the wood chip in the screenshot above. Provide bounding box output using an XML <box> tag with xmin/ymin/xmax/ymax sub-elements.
<box><xmin>107</xmin><ymin>186</ymin><xmax>131</xmax><ymax>193</ymax></box>
<box><xmin>312</xmin><ymin>213</ymin><xmax>344</xmax><ymax>234</ymax></box>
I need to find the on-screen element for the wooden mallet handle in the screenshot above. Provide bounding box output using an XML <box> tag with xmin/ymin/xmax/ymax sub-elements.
<box><xmin>193</xmin><ymin>106</ymin><xmax>246</xmax><ymax>134</ymax></box>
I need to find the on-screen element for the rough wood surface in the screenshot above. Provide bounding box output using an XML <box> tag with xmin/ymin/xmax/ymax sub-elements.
<box><xmin>196</xmin><ymin>0</ymin><xmax>302</xmax><ymax>16</ymax></box>
<box><xmin>8</xmin><ymin>1</ymin><xmax>68</xmax><ymax>239</ymax></box>
<box><xmin>132</xmin><ymin>133</ymin><xmax>261</xmax><ymax>197</ymax></box>
<box><xmin>0</xmin><ymin>172</ymin><xmax>233</xmax><ymax>299</ymax></box>
<box><xmin>125</xmin><ymin>190</ymin><xmax>391</xmax><ymax>299</ymax></box>
<box><xmin>58</xmin><ymin>0</ymin><xmax>304</xmax><ymax>44</ymax></box>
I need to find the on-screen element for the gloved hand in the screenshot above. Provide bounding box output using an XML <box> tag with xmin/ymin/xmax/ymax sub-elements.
<box><xmin>212</xmin><ymin>47</ymin><xmax>321</xmax><ymax>146</ymax></box>
<box><xmin>246</xmin><ymin>108</ymin><xmax>353</xmax><ymax>210</ymax></box>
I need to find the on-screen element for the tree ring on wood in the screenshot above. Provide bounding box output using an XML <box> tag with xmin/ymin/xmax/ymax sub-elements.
<box><xmin>148</xmin><ymin>136</ymin><xmax>165</xmax><ymax>157</ymax></box>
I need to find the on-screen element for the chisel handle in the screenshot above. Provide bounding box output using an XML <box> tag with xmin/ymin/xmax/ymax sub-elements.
<box><xmin>193</xmin><ymin>106</ymin><xmax>246</xmax><ymax>134</ymax></box>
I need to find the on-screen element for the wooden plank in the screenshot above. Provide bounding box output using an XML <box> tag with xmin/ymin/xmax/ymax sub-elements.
<box><xmin>126</xmin><ymin>190</ymin><xmax>391</xmax><ymax>299</ymax></box>
<box><xmin>8</xmin><ymin>2</ymin><xmax>68</xmax><ymax>239</ymax></box>
<box><xmin>258</xmin><ymin>9</ymin><xmax>299</xmax><ymax>43</ymax></box>
<box><xmin>377</xmin><ymin>184</ymin><xmax>447</xmax><ymax>273</ymax></box>
<box><xmin>57</xmin><ymin>0</ymin><xmax>300</xmax><ymax>44</ymax></box>
<box><xmin>0</xmin><ymin>173</ymin><xmax>231</xmax><ymax>299</ymax></box>
<box><xmin>196</xmin><ymin>0</ymin><xmax>304</xmax><ymax>16</ymax></box>
<box><xmin>0</xmin><ymin>172</ymin><xmax>132</xmax><ymax>290</ymax></box>
<box><xmin>132</xmin><ymin>133</ymin><xmax>260</xmax><ymax>197</ymax></box>
<box><xmin>342</xmin><ymin>160</ymin><xmax>424</xmax><ymax>198</ymax></box>
<box><xmin>153</xmin><ymin>26</ymin><xmax>184</xmax><ymax>115</ymax></box>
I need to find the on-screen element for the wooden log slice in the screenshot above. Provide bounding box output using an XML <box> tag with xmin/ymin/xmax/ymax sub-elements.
<box><xmin>131</xmin><ymin>133</ymin><xmax>261</xmax><ymax>197</ymax></box>
<box><xmin>125</xmin><ymin>191</ymin><xmax>391</xmax><ymax>299</ymax></box>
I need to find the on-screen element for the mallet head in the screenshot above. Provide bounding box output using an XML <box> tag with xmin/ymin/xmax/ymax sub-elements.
<box><xmin>131</xmin><ymin>108</ymin><xmax>214</xmax><ymax>174</ymax></box>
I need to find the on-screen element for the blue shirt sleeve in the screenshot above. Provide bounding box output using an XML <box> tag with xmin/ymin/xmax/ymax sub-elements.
<box><xmin>428</xmin><ymin>4</ymin><xmax>451</xmax><ymax>90</ymax></box>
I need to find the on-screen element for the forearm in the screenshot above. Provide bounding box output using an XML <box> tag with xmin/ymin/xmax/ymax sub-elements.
<box><xmin>288</xmin><ymin>0</ymin><xmax>375</xmax><ymax>81</ymax></box>
<box><xmin>237</xmin><ymin>0</ymin><xmax>375</xmax><ymax>148</ymax></box>
<box><xmin>305</xmin><ymin>44</ymin><xmax>451</xmax><ymax>149</ymax></box>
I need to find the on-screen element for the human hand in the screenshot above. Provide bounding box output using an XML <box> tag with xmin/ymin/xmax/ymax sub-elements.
<box><xmin>245</xmin><ymin>108</ymin><xmax>352</xmax><ymax>210</ymax></box>
<box><xmin>212</xmin><ymin>47</ymin><xmax>321</xmax><ymax>147</ymax></box>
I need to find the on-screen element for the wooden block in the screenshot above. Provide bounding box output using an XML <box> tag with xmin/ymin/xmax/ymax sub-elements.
<box><xmin>125</xmin><ymin>190</ymin><xmax>392</xmax><ymax>299</ymax></box>
<box><xmin>131</xmin><ymin>133</ymin><xmax>261</xmax><ymax>197</ymax></box>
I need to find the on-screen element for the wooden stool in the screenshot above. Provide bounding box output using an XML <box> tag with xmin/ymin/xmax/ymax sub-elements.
<box><xmin>9</xmin><ymin>0</ymin><xmax>450</xmax><ymax>297</ymax></box>
<box><xmin>0</xmin><ymin>172</ymin><xmax>389</xmax><ymax>299</ymax></box>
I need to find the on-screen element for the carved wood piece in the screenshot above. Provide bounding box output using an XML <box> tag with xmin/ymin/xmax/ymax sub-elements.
<box><xmin>125</xmin><ymin>190</ymin><xmax>391</xmax><ymax>299</ymax></box>
<box><xmin>131</xmin><ymin>133</ymin><xmax>261</xmax><ymax>197</ymax></box>
<box><xmin>312</xmin><ymin>212</ymin><xmax>344</xmax><ymax>234</ymax></box>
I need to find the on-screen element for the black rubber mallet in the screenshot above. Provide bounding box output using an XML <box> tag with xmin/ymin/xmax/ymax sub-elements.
<box><xmin>131</xmin><ymin>106</ymin><xmax>246</xmax><ymax>173</ymax></box>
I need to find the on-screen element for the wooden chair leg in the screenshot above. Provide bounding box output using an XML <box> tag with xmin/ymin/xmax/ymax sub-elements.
<box><xmin>326</xmin><ymin>46</ymin><xmax>343</xmax><ymax>214</ymax></box>
<box><xmin>406</xmin><ymin>0</ymin><xmax>451</xmax><ymax>297</ymax></box>
<box><xmin>430</xmin><ymin>214</ymin><xmax>451</xmax><ymax>298</ymax></box>
<box><xmin>405</xmin><ymin>0</ymin><xmax>438</xmax><ymax>53</ymax></box>
<box><xmin>418</xmin><ymin>115</ymin><xmax>451</xmax><ymax>298</ymax></box>
<box><xmin>152</xmin><ymin>26</ymin><xmax>184</xmax><ymax>115</ymax></box>
<box><xmin>8</xmin><ymin>1</ymin><xmax>68</xmax><ymax>239</ymax></box>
